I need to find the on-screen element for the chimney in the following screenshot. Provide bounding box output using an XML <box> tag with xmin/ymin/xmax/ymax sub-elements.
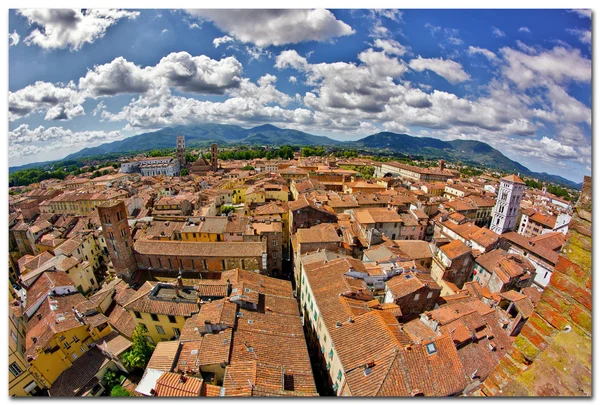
<box><xmin>179</xmin><ymin>373</ymin><xmax>187</xmax><ymax>383</ymax></box>
<box><xmin>177</xmin><ymin>275</ymin><xmax>183</xmax><ymax>289</ymax></box>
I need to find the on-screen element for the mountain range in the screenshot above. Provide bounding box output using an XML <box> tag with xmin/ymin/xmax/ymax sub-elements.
<box><xmin>10</xmin><ymin>123</ymin><xmax>581</xmax><ymax>189</ymax></box>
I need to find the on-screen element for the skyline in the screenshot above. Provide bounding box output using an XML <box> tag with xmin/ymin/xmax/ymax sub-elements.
<box><xmin>8</xmin><ymin>9</ymin><xmax>592</xmax><ymax>182</ymax></box>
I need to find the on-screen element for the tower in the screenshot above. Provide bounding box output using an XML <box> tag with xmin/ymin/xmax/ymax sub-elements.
<box><xmin>176</xmin><ymin>136</ymin><xmax>186</xmax><ymax>167</ymax></box>
<box><xmin>210</xmin><ymin>143</ymin><xmax>218</xmax><ymax>172</ymax></box>
<box><xmin>97</xmin><ymin>200</ymin><xmax>137</xmax><ymax>281</ymax></box>
<box><xmin>490</xmin><ymin>174</ymin><xmax>525</xmax><ymax>235</ymax></box>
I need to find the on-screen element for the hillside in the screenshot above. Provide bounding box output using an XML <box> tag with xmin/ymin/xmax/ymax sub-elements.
<box><xmin>64</xmin><ymin>123</ymin><xmax>340</xmax><ymax>160</ymax></box>
<box><xmin>10</xmin><ymin>124</ymin><xmax>580</xmax><ymax>189</ymax></box>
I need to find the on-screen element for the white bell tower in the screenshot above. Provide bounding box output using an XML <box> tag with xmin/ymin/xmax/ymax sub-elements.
<box><xmin>490</xmin><ymin>175</ymin><xmax>525</xmax><ymax>235</ymax></box>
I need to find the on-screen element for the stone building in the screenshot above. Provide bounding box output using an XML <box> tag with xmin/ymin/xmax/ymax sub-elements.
<box><xmin>97</xmin><ymin>200</ymin><xmax>137</xmax><ymax>281</ymax></box>
<box><xmin>490</xmin><ymin>174</ymin><xmax>525</xmax><ymax>235</ymax></box>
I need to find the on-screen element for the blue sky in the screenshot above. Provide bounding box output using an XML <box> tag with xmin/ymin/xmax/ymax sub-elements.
<box><xmin>8</xmin><ymin>9</ymin><xmax>592</xmax><ymax>182</ymax></box>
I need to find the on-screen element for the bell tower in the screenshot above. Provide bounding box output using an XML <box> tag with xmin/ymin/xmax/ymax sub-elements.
<box><xmin>211</xmin><ymin>143</ymin><xmax>218</xmax><ymax>172</ymax></box>
<box><xmin>98</xmin><ymin>200</ymin><xmax>137</xmax><ymax>281</ymax></box>
<box><xmin>176</xmin><ymin>136</ymin><xmax>186</xmax><ymax>167</ymax></box>
<box><xmin>490</xmin><ymin>175</ymin><xmax>525</xmax><ymax>235</ymax></box>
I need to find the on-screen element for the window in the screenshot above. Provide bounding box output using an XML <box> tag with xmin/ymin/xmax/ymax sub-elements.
<box><xmin>425</xmin><ymin>342</ymin><xmax>437</xmax><ymax>355</ymax></box>
<box><xmin>81</xmin><ymin>346</ymin><xmax>86</xmax><ymax>353</ymax></box>
<box><xmin>168</xmin><ymin>315</ymin><xmax>177</xmax><ymax>323</ymax></box>
<box><xmin>121</xmin><ymin>229</ymin><xmax>126</xmax><ymax>237</ymax></box>
<box><xmin>73</xmin><ymin>336</ymin><xmax>79</xmax><ymax>343</ymax></box>
<box><xmin>156</xmin><ymin>325</ymin><xmax>165</xmax><ymax>335</ymax></box>
<box><xmin>151</xmin><ymin>314</ymin><xmax>159</xmax><ymax>322</ymax></box>
<box><xmin>9</xmin><ymin>362</ymin><xmax>23</xmax><ymax>377</ymax></box>
<box><xmin>64</xmin><ymin>342</ymin><xmax>71</xmax><ymax>349</ymax></box>
<box><xmin>338</xmin><ymin>370</ymin><xmax>343</xmax><ymax>381</ymax></box>
<box><xmin>134</xmin><ymin>311</ymin><xmax>142</xmax><ymax>319</ymax></box>
<box><xmin>414</xmin><ymin>294</ymin><xmax>420</xmax><ymax>301</ymax></box>
<box><xmin>427</xmin><ymin>291</ymin><xmax>433</xmax><ymax>299</ymax></box>
<box><xmin>147</xmin><ymin>336</ymin><xmax>155</xmax><ymax>344</ymax></box>
<box><xmin>329</xmin><ymin>349</ymin><xmax>334</xmax><ymax>359</ymax></box>
<box><xmin>173</xmin><ymin>328</ymin><xmax>181</xmax><ymax>337</ymax></box>
<box><xmin>10</xmin><ymin>332</ymin><xmax>18</xmax><ymax>344</ymax></box>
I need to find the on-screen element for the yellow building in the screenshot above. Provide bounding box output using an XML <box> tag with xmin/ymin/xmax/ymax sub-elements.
<box><xmin>124</xmin><ymin>281</ymin><xmax>203</xmax><ymax>344</ymax></box>
<box><xmin>24</xmin><ymin>292</ymin><xmax>114</xmax><ymax>390</ymax></box>
<box><xmin>9</xmin><ymin>299</ymin><xmax>44</xmax><ymax>396</ymax></box>
<box><xmin>54</xmin><ymin>233</ymin><xmax>107</xmax><ymax>278</ymax></box>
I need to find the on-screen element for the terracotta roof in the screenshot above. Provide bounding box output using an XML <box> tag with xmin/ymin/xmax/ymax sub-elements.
<box><xmin>134</xmin><ymin>240</ymin><xmax>266</xmax><ymax>258</ymax></box>
<box><xmin>439</xmin><ymin>240</ymin><xmax>472</xmax><ymax>260</ymax></box>
<box><xmin>49</xmin><ymin>347</ymin><xmax>112</xmax><ymax>397</ymax></box>
<box><xmin>155</xmin><ymin>372</ymin><xmax>203</xmax><ymax>397</ymax></box>
<box><xmin>500</xmin><ymin>174</ymin><xmax>525</xmax><ymax>184</ymax></box>
<box><xmin>501</xmin><ymin>232</ymin><xmax>559</xmax><ymax>264</ymax></box>
<box><xmin>529</xmin><ymin>212</ymin><xmax>557</xmax><ymax>229</ymax></box>
<box><xmin>147</xmin><ymin>341</ymin><xmax>180</xmax><ymax>371</ymax></box>
<box><xmin>197</xmin><ymin>328</ymin><xmax>233</xmax><ymax>366</ymax></box>
<box><xmin>124</xmin><ymin>282</ymin><xmax>201</xmax><ymax>317</ymax></box>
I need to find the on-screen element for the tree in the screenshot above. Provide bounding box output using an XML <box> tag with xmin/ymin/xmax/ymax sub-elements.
<box><xmin>221</xmin><ymin>205</ymin><xmax>236</xmax><ymax>215</ymax></box>
<box><xmin>278</xmin><ymin>146</ymin><xmax>294</xmax><ymax>160</ymax></box>
<box><xmin>180</xmin><ymin>168</ymin><xmax>189</xmax><ymax>176</ymax></box>
<box><xmin>103</xmin><ymin>369</ymin><xmax>121</xmax><ymax>389</ymax></box>
<box><xmin>242</xmin><ymin>165</ymin><xmax>254</xmax><ymax>171</ymax></box>
<box><xmin>110</xmin><ymin>386</ymin><xmax>131</xmax><ymax>397</ymax></box>
<box><xmin>121</xmin><ymin>324</ymin><xmax>155</xmax><ymax>370</ymax></box>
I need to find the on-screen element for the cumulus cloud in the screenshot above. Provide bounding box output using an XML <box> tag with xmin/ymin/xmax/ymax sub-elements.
<box><xmin>9</xmin><ymin>81</ymin><xmax>85</xmax><ymax>121</ymax></box>
<box><xmin>8</xmin><ymin>124</ymin><xmax>124</xmax><ymax>160</ymax></box>
<box><xmin>467</xmin><ymin>46</ymin><xmax>499</xmax><ymax>61</ymax></box>
<box><xmin>501</xmin><ymin>46</ymin><xmax>591</xmax><ymax>89</ymax></box>
<box><xmin>567</xmin><ymin>28</ymin><xmax>591</xmax><ymax>44</ymax></box>
<box><xmin>289</xmin><ymin>76</ymin><xmax>297</xmax><ymax>83</ymax></box>
<box><xmin>370</xmin><ymin>9</ymin><xmax>403</xmax><ymax>22</ymax></box>
<box><xmin>185</xmin><ymin>9</ymin><xmax>354</xmax><ymax>47</ymax></box>
<box><xmin>79</xmin><ymin>57</ymin><xmax>153</xmax><ymax>96</ymax></box>
<box><xmin>79</xmin><ymin>52</ymin><xmax>243</xmax><ymax>97</ymax></box>
<box><xmin>408</xmin><ymin>56</ymin><xmax>470</xmax><ymax>84</ymax></box>
<box><xmin>492</xmin><ymin>26</ymin><xmax>505</xmax><ymax>37</ymax></box>
<box><xmin>424</xmin><ymin>23</ymin><xmax>462</xmax><ymax>48</ymax></box>
<box><xmin>9</xmin><ymin>30</ymin><xmax>20</xmax><ymax>46</ymax></box>
<box><xmin>373</xmin><ymin>38</ymin><xmax>408</xmax><ymax>56</ymax></box>
<box><xmin>518</xmin><ymin>26</ymin><xmax>531</xmax><ymax>33</ymax></box>
<box><xmin>213</xmin><ymin>35</ymin><xmax>234</xmax><ymax>48</ymax></box>
<box><xmin>17</xmin><ymin>9</ymin><xmax>139</xmax><ymax>51</ymax></box>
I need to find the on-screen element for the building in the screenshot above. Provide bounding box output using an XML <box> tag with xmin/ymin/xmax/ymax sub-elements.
<box><xmin>97</xmin><ymin>200</ymin><xmax>137</xmax><ymax>281</ymax></box>
<box><xmin>431</xmin><ymin>239</ymin><xmax>474</xmax><ymax>289</ymax></box>
<box><xmin>375</xmin><ymin>160</ymin><xmax>458</xmax><ymax>182</ymax></box>
<box><xmin>176</xmin><ymin>136</ymin><xmax>186</xmax><ymax>167</ymax></box>
<box><xmin>210</xmin><ymin>143</ymin><xmax>218</xmax><ymax>172</ymax></box>
<box><xmin>9</xmin><ymin>298</ymin><xmax>45</xmax><ymax>396</ymax></box>
<box><xmin>383</xmin><ymin>270</ymin><xmax>442</xmax><ymax>321</ymax></box>
<box><xmin>134</xmin><ymin>239</ymin><xmax>268</xmax><ymax>277</ymax></box>
<box><xmin>121</xmin><ymin>156</ymin><xmax>180</xmax><ymax>177</ymax></box>
<box><xmin>473</xmin><ymin>249</ymin><xmax>536</xmax><ymax>293</ymax></box>
<box><xmin>490</xmin><ymin>175</ymin><xmax>525</xmax><ymax>235</ymax></box>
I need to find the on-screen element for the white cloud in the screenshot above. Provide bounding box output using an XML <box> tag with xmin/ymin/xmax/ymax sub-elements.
<box><xmin>79</xmin><ymin>57</ymin><xmax>153</xmax><ymax>96</ymax></box>
<box><xmin>8</xmin><ymin>124</ymin><xmax>124</xmax><ymax>160</ymax></box>
<box><xmin>467</xmin><ymin>46</ymin><xmax>499</xmax><ymax>61</ymax></box>
<box><xmin>568</xmin><ymin>9</ymin><xmax>592</xmax><ymax>19</ymax></box>
<box><xmin>567</xmin><ymin>28</ymin><xmax>591</xmax><ymax>44</ymax></box>
<box><xmin>275</xmin><ymin>50</ymin><xmax>309</xmax><ymax>70</ymax></box>
<box><xmin>9</xmin><ymin>30</ymin><xmax>20</xmax><ymax>46</ymax></box>
<box><xmin>518</xmin><ymin>26</ymin><xmax>531</xmax><ymax>33</ymax></box>
<box><xmin>161</xmin><ymin>29</ymin><xmax>168</xmax><ymax>35</ymax></box>
<box><xmin>409</xmin><ymin>56</ymin><xmax>470</xmax><ymax>84</ymax></box>
<box><xmin>185</xmin><ymin>9</ymin><xmax>354</xmax><ymax>47</ymax></box>
<box><xmin>373</xmin><ymin>38</ymin><xmax>407</xmax><ymax>56</ymax></box>
<box><xmin>492</xmin><ymin>26</ymin><xmax>505</xmax><ymax>38</ymax></box>
<box><xmin>515</xmin><ymin>40</ymin><xmax>537</xmax><ymax>54</ymax></box>
<box><xmin>9</xmin><ymin>81</ymin><xmax>85</xmax><ymax>121</ymax></box>
<box><xmin>501</xmin><ymin>46</ymin><xmax>591</xmax><ymax>89</ymax></box>
<box><xmin>17</xmin><ymin>9</ymin><xmax>139</xmax><ymax>51</ymax></box>
<box><xmin>371</xmin><ymin>9</ymin><xmax>403</xmax><ymax>22</ymax></box>
<box><xmin>213</xmin><ymin>35</ymin><xmax>234</xmax><ymax>48</ymax></box>
<box><xmin>288</xmin><ymin>76</ymin><xmax>297</xmax><ymax>84</ymax></box>
<box><xmin>79</xmin><ymin>52</ymin><xmax>243</xmax><ymax>97</ymax></box>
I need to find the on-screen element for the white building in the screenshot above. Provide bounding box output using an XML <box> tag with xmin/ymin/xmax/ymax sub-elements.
<box><xmin>120</xmin><ymin>156</ymin><xmax>180</xmax><ymax>177</ymax></box>
<box><xmin>490</xmin><ymin>175</ymin><xmax>525</xmax><ymax>235</ymax></box>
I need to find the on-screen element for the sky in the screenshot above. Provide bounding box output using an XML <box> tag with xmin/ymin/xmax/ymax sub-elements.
<box><xmin>7</xmin><ymin>9</ymin><xmax>592</xmax><ymax>182</ymax></box>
